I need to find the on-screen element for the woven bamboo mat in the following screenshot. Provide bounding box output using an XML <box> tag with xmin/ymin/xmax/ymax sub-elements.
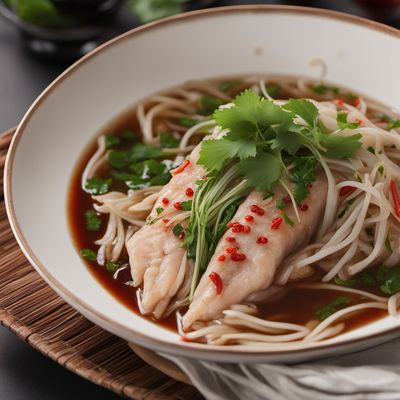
<box><xmin>0</xmin><ymin>128</ymin><xmax>202</xmax><ymax>400</ymax></box>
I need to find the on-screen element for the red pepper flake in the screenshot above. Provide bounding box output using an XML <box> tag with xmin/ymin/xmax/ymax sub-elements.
<box><xmin>271</xmin><ymin>217</ymin><xmax>283</xmax><ymax>230</ymax></box>
<box><xmin>256</xmin><ymin>236</ymin><xmax>268</xmax><ymax>244</ymax></box>
<box><xmin>390</xmin><ymin>180</ymin><xmax>400</xmax><ymax>218</ymax></box>
<box><xmin>209</xmin><ymin>272</ymin><xmax>223</xmax><ymax>294</ymax></box>
<box><xmin>300</xmin><ymin>204</ymin><xmax>309</xmax><ymax>212</ymax></box>
<box><xmin>226</xmin><ymin>247</ymin><xmax>238</xmax><ymax>254</ymax></box>
<box><xmin>225</xmin><ymin>236</ymin><xmax>236</xmax><ymax>243</ymax></box>
<box><xmin>231</xmin><ymin>252</ymin><xmax>246</xmax><ymax>262</ymax></box>
<box><xmin>227</xmin><ymin>222</ymin><xmax>233</xmax><ymax>228</ymax></box>
<box><xmin>162</xmin><ymin>218</ymin><xmax>170</xmax><ymax>224</ymax></box>
<box><xmin>352</xmin><ymin>98</ymin><xmax>361</xmax><ymax>107</ymax></box>
<box><xmin>172</xmin><ymin>159</ymin><xmax>190</xmax><ymax>175</ymax></box>
<box><xmin>283</xmin><ymin>196</ymin><xmax>291</xmax><ymax>205</ymax></box>
<box><xmin>178</xmin><ymin>231</ymin><xmax>185</xmax><ymax>240</ymax></box>
<box><xmin>245</xmin><ymin>215</ymin><xmax>254</xmax><ymax>223</ymax></box>
<box><xmin>180</xmin><ymin>336</ymin><xmax>192</xmax><ymax>342</ymax></box>
<box><xmin>218</xmin><ymin>255</ymin><xmax>226</xmax><ymax>262</ymax></box>
<box><xmin>231</xmin><ymin>222</ymin><xmax>245</xmax><ymax>233</ymax></box>
<box><xmin>173</xmin><ymin>202</ymin><xmax>182</xmax><ymax>210</ymax></box>
<box><xmin>243</xmin><ymin>225</ymin><xmax>251</xmax><ymax>233</ymax></box>
<box><xmin>250</xmin><ymin>204</ymin><xmax>265</xmax><ymax>216</ymax></box>
<box><xmin>185</xmin><ymin>187</ymin><xmax>194</xmax><ymax>197</ymax></box>
<box><xmin>355</xmin><ymin>118</ymin><xmax>363</xmax><ymax>126</ymax></box>
<box><xmin>307</xmin><ymin>183</ymin><xmax>313</xmax><ymax>189</ymax></box>
<box><xmin>335</xmin><ymin>99</ymin><xmax>345</xmax><ymax>107</ymax></box>
<box><xmin>161</xmin><ymin>197</ymin><xmax>169</xmax><ymax>205</ymax></box>
<box><xmin>339</xmin><ymin>186</ymin><xmax>356</xmax><ymax>197</ymax></box>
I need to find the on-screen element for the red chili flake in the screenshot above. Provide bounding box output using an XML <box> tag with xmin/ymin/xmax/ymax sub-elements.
<box><xmin>178</xmin><ymin>231</ymin><xmax>185</xmax><ymax>240</ymax></box>
<box><xmin>271</xmin><ymin>217</ymin><xmax>283</xmax><ymax>230</ymax></box>
<box><xmin>227</xmin><ymin>222</ymin><xmax>233</xmax><ymax>228</ymax></box>
<box><xmin>185</xmin><ymin>187</ymin><xmax>194</xmax><ymax>197</ymax></box>
<box><xmin>352</xmin><ymin>98</ymin><xmax>361</xmax><ymax>107</ymax></box>
<box><xmin>307</xmin><ymin>183</ymin><xmax>313</xmax><ymax>189</ymax></box>
<box><xmin>243</xmin><ymin>225</ymin><xmax>251</xmax><ymax>233</ymax></box>
<box><xmin>231</xmin><ymin>252</ymin><xmax>246</xmax><ymax>262</ymax></box>
<box><xmin>256</xmin><ymin>236</ymin><xmax>268</xmax><ymax>244</ymax></box>
<box><xmin>231</xmin><ymin>222</ymin><xmax>245</xmax><ymax>233</ymax></box>
<box><xmin>335</xmin><ymin>99</ymin><xmax>345</xmax><ymax>107</ymax></box>
<box><xmin>209</xmin><ymin>272</ymin><xmax>223</xmax><ymax>294</ymax></box>
<box><xmin>161</xmin><ymin>197</ymin><xmax>169</xmax><ymax>205</ymax></box>
<box><xmin>180</xmin><ymin>336</ymin><xmax>192</xmax><ymax>342</ymax></box>
<box><xmin>283</xmin><ymin>196</ymin><xmax>291</xmax><ymax>205</ymax></box>
<box><xmin>390</xmin><ymin>180</ymin><xmax>400</xmax><ymax>218</ymax></box>
<box><xmin>245</xmin><ymin>215</ymin><xmax>254</xmax><ymax>223</ymax></box>
<box><xmin>226</xmin><ymin>247</ymin><xmax>238</xmax><ymax>254</ymax></box>
<box><xmin>172</xmin><ymin>159</ymin><xmax>190</xmax><ymax>175</ymax></box>
<box><xmin>250</xmin><ymin>204</ymin><xmax>265</xmax><ymax>216</ymax></box>
<box><xmin>355</xmin><ymin>118</ymin><xmax>364</xmax><ymax>126</ymax></box>
<box><xmin>225</xmin><ymin>236</ymin><xmax>236</xmax><ymax>243</ymax></box>
<box><xmin>300</xmin><ymin>204</ymin><xmax>309</xmax><ymax>212</ymax></box>
<box><xmin>173</xmin><ymin>202</ymin><xmax>182</xmax><ymax>210</ymax></box>
<box><xmin>339</xmin><ymin>186</ymin><xmax>356</xmax><ymax>197</ymax></box>
<box><xmin>218</xmin><ymin>255</ymin><xmax>226</xmax><ymax>262</ymax></box>
<box><xmin>162</xmin><ymin>218</ymin><xmax>170</xmax><ymax>224</ymax></box>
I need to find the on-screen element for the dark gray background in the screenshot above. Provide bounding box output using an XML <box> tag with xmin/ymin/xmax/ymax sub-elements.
<box><xmin>0</xmin><ymin>1</ymin><xmax>394</xmax><ymax>399</ymax></box>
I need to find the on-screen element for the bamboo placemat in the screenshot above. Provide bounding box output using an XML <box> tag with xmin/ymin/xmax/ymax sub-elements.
<box><xmin>0</xmin><ymin>128</ymin><xmax>202</xmax><ymax>400</ymax></box>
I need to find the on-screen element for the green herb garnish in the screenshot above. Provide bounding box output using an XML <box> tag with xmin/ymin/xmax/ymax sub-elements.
<box><xmin>180</xmin><ymin>200</ymin><xmax>193</xmax><ymax>211</ymax></box>
<box><xmin>219</xmin><ymin>80</ymin><xmax>240</xmax><ymax>92</ymax></box>
<box><xmin>105</xmin><ymin>261</ymin><xmax>118</xmax><ymax>273</ymax></box>
<box><xmin>388</xmin><ymin>119</ymin><xmax>400</xmax><ymax>130</ymax></box>
<box><xmin>105</xmin><ymin>135</ymin><xmax>120</xmax><ymax>149</ymax></box>
<box><xmin>337</xmin><ymin>112</ymin><xmax>359</xmax><ymax>130</ymax></box>
<box><xmin>198</xmin><ymin>95</ymin><xmax>225</xmax><ymax>115</ymax></box>
<box><xmin>315</xmin><ymin>297</ymin><xmax>350</xmax><ymax>321</ymax></box>
<box><xmin>85</xmin><ymin>210</ymin><xmax>102</xmax><ymax>231</ymax></box>
<box><xmin>84</xmin><ymin>178</ymin><xmax>112</xmax><ymax>195</ymax></box>
<box><xmin>156</xmin><ymin>207</ymin><xmax>164</xmax><ymax>215</ymax></box>
<box><xmin>80</xmin><ymin>249</ymin><xmax>97</xmax><ymax>262</ymax></box>
<box><xmin>160</xmin><ymin>133</ymin><xmax>180</xmax><ymax>148</ymax></box>
<box><xmin>172</xmin><ymin>223</ymin><xmax>183</xmax><ymax>237</ymax></box>
<box><xmin>179</xmin><ymin>117</ymin><xmax>198</xmax><ymax>128</ymax></box>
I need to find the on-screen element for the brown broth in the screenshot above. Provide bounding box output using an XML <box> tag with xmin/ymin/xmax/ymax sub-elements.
<box><xmin>68</xmin><ymin>77</ymin><xmax>390</xmax><ymax>337</ymax></box>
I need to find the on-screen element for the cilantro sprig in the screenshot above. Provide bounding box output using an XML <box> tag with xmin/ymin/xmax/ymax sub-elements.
<box><xmin>198</xmin><ymin>90</ymin><xmax>362</xmax><ymax>196</ymax></box>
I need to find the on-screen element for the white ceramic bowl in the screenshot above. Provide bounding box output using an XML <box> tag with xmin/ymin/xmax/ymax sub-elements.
<box><xmin>5</xmin><ymin>5</ymin><xmax>400</xmax><ymax>363</ymax></box>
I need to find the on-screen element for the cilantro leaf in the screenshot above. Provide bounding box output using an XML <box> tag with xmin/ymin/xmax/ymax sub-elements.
<box><xmin>180</xmin><ymin>200</ymin><xmax>193</xmax><ymax>211</ymax></box>
<box><xmin>84</xmin><ymin>178</ymin><xmax>112</xmax><ymax>195</ymax></box>
<box><xmin>319</xmin><ymin>132</ymin><xmax>362</xmax><ymax>159</ymax></box>
<box><xmin>337</xmin><ymin>111</ymin><xmax>359</xmax><ymax>129</ymax></box>
<box><xmin>80</xmin><ymin>249</ymin><xmax>97</xmax><ymax>262</ymax></box>
<box><xmin>172</xmin><ymin>223</ymin><xmax>183</xmax><ymax>236</ymax></box>
<box><xmin>179</xmin><ymin>117</ymin><xmax>198</xmax><ymax>128</ymax></box>
<box><xmin>105</xmin><ymin>134</ymin><xmax>120</xmax><ymax>149</ymax></box>
<box><xmin>219</xmin><ymin>80</ymin><xmax>240</xmax><ymax>92</ymax></box>
<box><xmin>315</xmin><ymin>297</ymin><xmax>350</xmax><ymax>321</ymax></box>
<box><xmin>105</xmin><ymin>261</ymin><xmax>118</xmax><ymax>273</ymax></box>
<box><xmin>388</xmin><ymin>119</ymin><xmax>400</xmax><ymax>130</ymax></box>
<box><xmin>149</xmin><ymin>173</ymin><xmax>171</xmax><ymax>186</ymax></box>
<box><xmin>215</xmin><ymin>90</ymin><xmax>290</xmax><ymax>136</ymax></box>
<box><xmin>291</xmin><ymin>156</ymin><xmax>316</xmax><ymax>204</ymax></box>
<box><xmin>236</xmin><ymin>152</ymin><xmax>281</xmax><ymax>192</ymax></box>
<box><xmin>131</xmin><ymin>159</ymin><xmax>165</xmax><ymax>178</ymax></box>
<box><xmin>128</xmin><ymin>143</ymin><xmax>164</xmax><ymax>163</ymax></box>
<box><xmin>265</xmin><ymin>83</ymin><xmax>280</xmax><ymax>98</ymax></box>
<box><xmin>160</xmin><ymin>133</ymin><xmax>179</xmax><ymax>148</ymax></box>
<box><xmin>198</xmin><ymin>95</ymin><xmax>224</xmax><ymax>115</ymax></box>
<box><xmin>108</xmin><ymin>150</ymin><xmax>129</xmax><ymax>168</ymax></box>
<box><xmin>156</xmin><ymin>207</ymin><xmax>164</xmax><ymax>215</ymax></box>
<box><xmin>198</xmin><ymin>138</ymin><xmax>256</xmax><ymax>171</ymax></box>
<box><xmin>85</xmin><ymin>210</ymin><xmax>102</xmax><ymax>231</ymax></box>
<box><xmin>377</xmin><ymin>265</ymin><xmax>400</xmax><ymax>295</ymax></box>
<box><xmin>283</xmin><ymin>99</ymin><xmax>318</xmax><ymax>128</ymax></box>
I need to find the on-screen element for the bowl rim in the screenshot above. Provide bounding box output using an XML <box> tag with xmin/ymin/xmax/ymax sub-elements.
<box><xmin>4</xmin><ymin>4</ymin><xmax>400</xmax><ymax>359</ymax></box>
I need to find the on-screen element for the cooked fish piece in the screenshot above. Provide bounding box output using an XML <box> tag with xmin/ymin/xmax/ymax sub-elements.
<box><xmin>127</xmin><ymin>146</ymin><xmax>205</xmax><ymax>316</ymax></box>
<box><xmin>182</xmin><ymin>174</ymin><xmax>328</xmax><ymax>329</ymax></box>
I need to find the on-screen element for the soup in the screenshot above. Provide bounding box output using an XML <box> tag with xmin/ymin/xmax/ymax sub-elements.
<box><xmin>68</xmin><ymin>75</ymin><xmax>400</xmax><ymax>346</ymax></box>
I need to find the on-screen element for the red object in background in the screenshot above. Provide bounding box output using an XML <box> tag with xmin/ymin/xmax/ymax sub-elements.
<box><xmin>355</xmin><ymin>0</ymin><xmax>400</xmax><ymax>23</ymax></box>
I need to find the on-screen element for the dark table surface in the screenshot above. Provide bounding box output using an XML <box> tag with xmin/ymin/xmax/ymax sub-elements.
<box><xmin>0</xmin><ymin>1</ymin><xmax>396</xmax><ymax>399</ymax></box>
